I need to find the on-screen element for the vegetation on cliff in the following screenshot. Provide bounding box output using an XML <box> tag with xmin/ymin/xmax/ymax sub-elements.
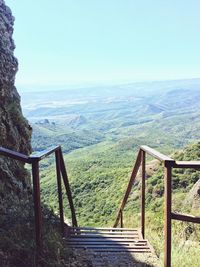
<box><xmin>0</xmin><ymin>1</ymin><xmax>91</xmax><ymax>266</ymax></box>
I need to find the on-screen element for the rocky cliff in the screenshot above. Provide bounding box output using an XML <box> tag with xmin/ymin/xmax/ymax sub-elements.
<box><xmin>0</xmin><ymin>0</ymin><xmax>32</xmax><ymax>208</ymax></box>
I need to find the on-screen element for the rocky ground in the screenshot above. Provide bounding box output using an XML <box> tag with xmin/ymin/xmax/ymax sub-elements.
<box><xmin>70</xmin><ymin>249</ymin><xmax>160</xmax><ymax>267</ymax></box>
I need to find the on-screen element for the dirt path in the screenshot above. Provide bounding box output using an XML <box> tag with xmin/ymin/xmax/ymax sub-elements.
<box><xmin>72</xmin><ymin>249</ymin><xmax>161</xmax><ymax>267</ymax></box>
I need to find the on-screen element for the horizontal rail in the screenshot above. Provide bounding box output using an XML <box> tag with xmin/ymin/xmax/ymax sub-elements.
<box><xmin>0</xmin><ymin>147</ymin><xmax>31</xmax><ymax>163</ymax></box>
<box><xmin>0</xmin><ymin>146</ymin><xmax>61</xmax><ymax>164</ymax></box>
<box><xmin>141</xmin><ymin>146</ymin><xmax>200</xmax><ymax>168</ymax></box>
<box><xmin>174</xmin><ymin>161</ymin><xmax>200</xmax><ymax>169</ymax></box>
<box><xmin>140</xmin><ymin>145</ymin><xmax>174</xmax><ymax>166</ymax></box>
<box><xmin>171</xmin><ymin>212</ymin><xmax>200</xmax><ymax>224</ymax></box>
<box><xmin>30</xmin><ymin>146</ymin><xmax>61</xmax><ymax>161</ymax></box>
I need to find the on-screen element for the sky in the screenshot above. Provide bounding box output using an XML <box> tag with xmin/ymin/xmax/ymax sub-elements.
<box><xmin>5</xmin><ymin>0</ymin><xmax>200</xmax><ymax>89</ymax></box>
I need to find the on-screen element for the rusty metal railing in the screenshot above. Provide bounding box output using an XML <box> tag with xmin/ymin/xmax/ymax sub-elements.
<box><xmin>0</xmin><ymin>146</ymin><xmax>77</xmax><ymax>251</ymax></box>
<box><xmin>113</xmin><ymin>145</ymin><xmax>200</xmax><ymax>267</ymax></box>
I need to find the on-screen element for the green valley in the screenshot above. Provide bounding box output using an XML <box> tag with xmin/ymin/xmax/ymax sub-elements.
<box><xmin>20</xmin><ymin>79</ymin><xmax>200</xmax><ymax>266</ymax></box>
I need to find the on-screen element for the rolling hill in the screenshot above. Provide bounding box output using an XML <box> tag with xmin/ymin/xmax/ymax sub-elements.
<box><xmin>19</xmin><ymin>79</ymin><xmax>200</xmax><ymax>265</ymax></box>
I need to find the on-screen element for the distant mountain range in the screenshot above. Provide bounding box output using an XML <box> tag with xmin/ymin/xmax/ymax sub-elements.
<box><xmin>20</xmin><ymin>78</ymin><xmax>200</xmax><ymax>156</ymax></box>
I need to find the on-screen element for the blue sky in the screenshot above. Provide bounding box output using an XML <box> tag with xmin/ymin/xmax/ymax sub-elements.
<box><xmin>6</xmin><ymin>0</ymin><xmax>200</xmax><ymax>88</ymax></box>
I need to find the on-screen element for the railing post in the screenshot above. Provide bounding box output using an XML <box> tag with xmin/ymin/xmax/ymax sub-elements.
<box><xmin>55</xmin><ymin>149</ymin><xmax>65</xmax><ymax>236</ymax></box>
<box><xmin>141</xmin><ymin>150</ymin><xmax>145</xmax><ymax>238</ymax></box>
<box><xmin>32</xmin><ymin>160</ymin><xmax>42</xmax><ymax>251</ymax></box>
<box><xmin>120</xmin><ymin>209</ymin><xmax>123</xmax><ymax>228</ymax></box>
<box><xmin>59</xmin><ymin>149</ymin><xmax>78</xmax><ymax>227</ymax></box>
<box><xmin>164</xmin><ymin>163</ymin><xmax>172</xmax><ymax>267</ymax></box>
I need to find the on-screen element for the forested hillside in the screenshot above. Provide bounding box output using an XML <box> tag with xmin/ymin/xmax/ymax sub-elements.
<box><xmin>19</xmin><ymin>80</ymin><xmax>200</xmax><ymax>266</ymax></box>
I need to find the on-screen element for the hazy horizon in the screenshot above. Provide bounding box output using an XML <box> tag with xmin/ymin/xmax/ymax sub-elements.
<box><xmin>17</xmin><ymin>77</ymin><xmax>200</xmax><ymax>93</ymax></box>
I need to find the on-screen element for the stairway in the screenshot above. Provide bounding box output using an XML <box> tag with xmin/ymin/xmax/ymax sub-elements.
<box><xmin>66</xmin><ymin>227</ymin><xmax>152</xmax><ymax>253</ymax></box>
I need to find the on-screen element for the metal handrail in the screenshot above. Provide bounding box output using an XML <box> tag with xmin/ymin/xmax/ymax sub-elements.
<box><xmin>113</xmin><ymin>145</ymin><xmax>200</xmax><ymax>267</ymax></box>
<box><xmin>140</xmin><ymin>145</ymin><xmax>174</xmax><ymax>163</ymax></box>
<box><xmin>0</xmin><ymin>146</ymin><xmax>78</xmax><ymax>251</ymax></box>
<box><xmin>171</xmin><ymin>212</ymin><xmax>200</xmax><ymax>224</ymax></box>
<box><xmin>30</xmin><ymin>145</ymin><xmax>60</xmax><ymax>160</ymax></box>
<box><xmin>0</xmin><ymin>146</ymin><xmax>31</xmax><ymax>163</ymax></box>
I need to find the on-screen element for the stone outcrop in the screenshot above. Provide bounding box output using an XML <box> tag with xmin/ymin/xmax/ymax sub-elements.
<box><xmin>0</xmin><ymin>0</ymin><xmax>32</xmax><ymax>206</ymax></box>
<box><xmin>184</xmin><ymin>179</ymin><xmax>200</xmax><ymax>214</ymax></box>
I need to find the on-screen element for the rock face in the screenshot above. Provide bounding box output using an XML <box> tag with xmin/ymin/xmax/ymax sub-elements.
<box><xmin>184</xmin><ymin>179</ymin><xmax>200</xmax><ymax>214</ymax></box>
<box><xmin>0</xmin><ymin>0</ymin><xmax>32</xmax><ymax>206</ymax></box>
